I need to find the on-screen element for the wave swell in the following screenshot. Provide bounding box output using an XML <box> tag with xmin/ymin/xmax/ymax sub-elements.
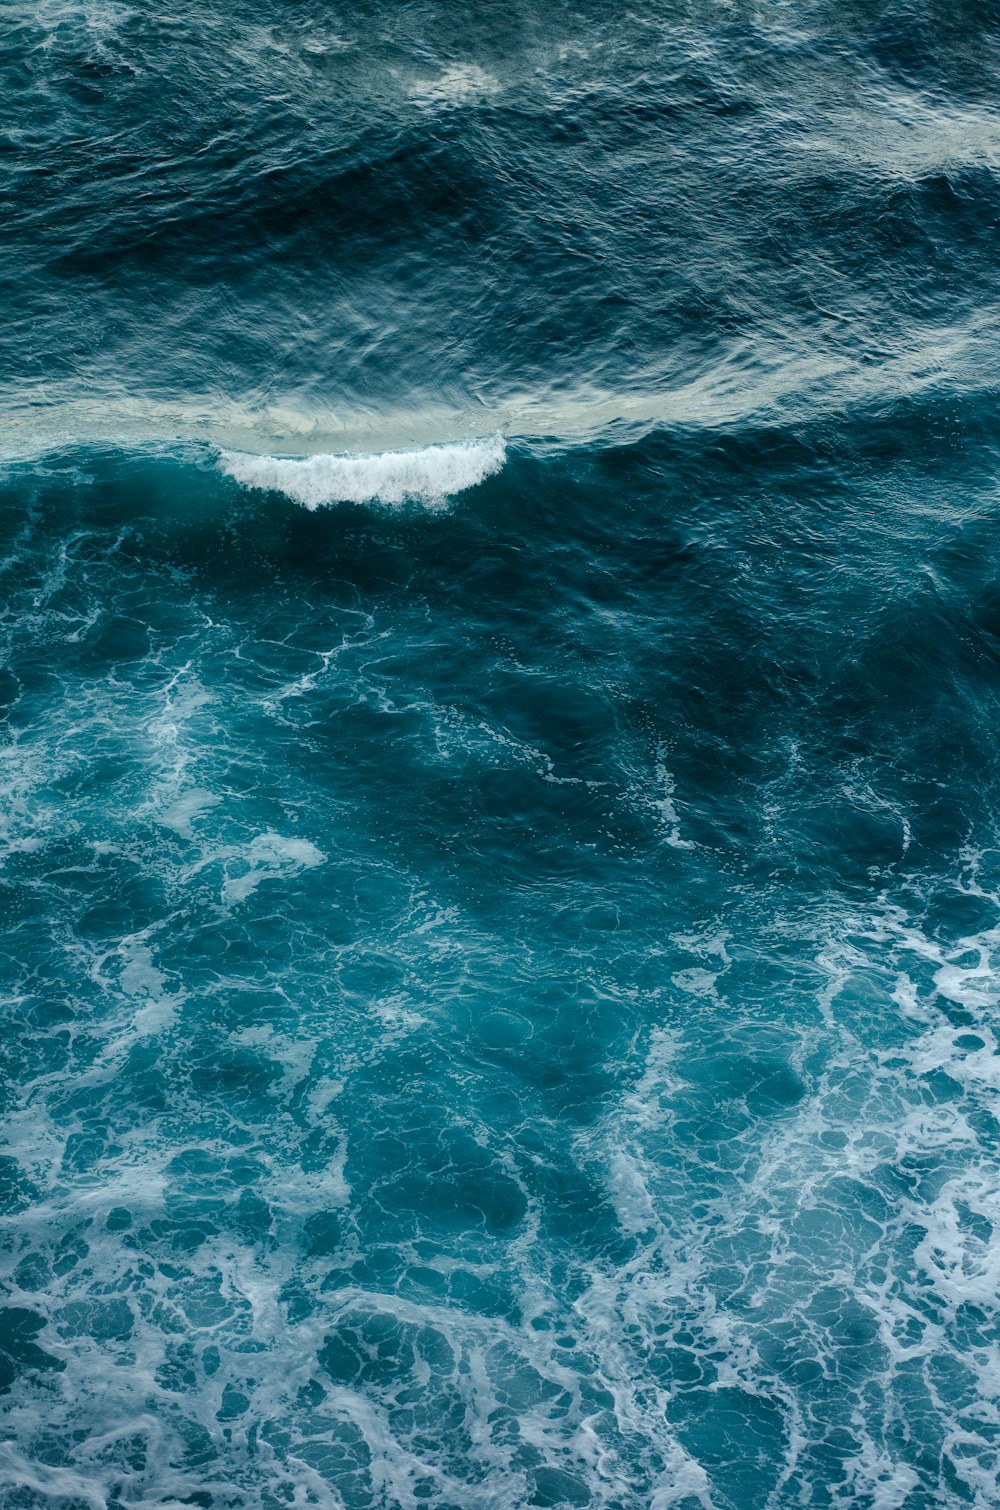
<box><xmin>218</xmin><ymin>434</ymin><xmax>506</xmax><ymax>509</ymax></box>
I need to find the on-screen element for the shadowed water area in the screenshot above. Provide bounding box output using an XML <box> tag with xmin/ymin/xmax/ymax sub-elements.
<box><xmin>3</xmin><ymin>2</ymin><xmax>1000</xmax><ymax>1507</ymax></box>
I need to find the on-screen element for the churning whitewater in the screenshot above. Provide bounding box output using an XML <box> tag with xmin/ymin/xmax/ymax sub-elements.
<box><xmin>3</xmin><ymin>2</ymin><xmax>1000</xmax><ymax>1508</ymax></box>
<box><xmin>219</xmin><ymin>435</ymin><xmax>507</xmax><ymax>509</ymax></box>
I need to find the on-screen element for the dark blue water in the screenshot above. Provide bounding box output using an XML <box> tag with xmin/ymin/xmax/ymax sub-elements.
<box><xmin>4</xmin><ymin>4</ymin><xmax>1000</xmax><ymax>1506</ymax></box>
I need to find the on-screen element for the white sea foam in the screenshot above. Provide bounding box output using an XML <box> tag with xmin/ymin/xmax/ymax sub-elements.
<box><xmin>410</xmin><ymin>63</ymin><xmax>501</xmax><ymax>107</ymax></box>
<box><xmin>218</xmin><ymin>433</ymin><xmax>506</xmax><ymax>510</ymax></box>
<box><xmin>220</xmin><ymin>830</ymin><xmax>325</xmax><ymax>906</ymax></box>
<box><xmin>2</xmin><ymin>327</ymin><xmax>996</xmax><ymax>463</ymax></box>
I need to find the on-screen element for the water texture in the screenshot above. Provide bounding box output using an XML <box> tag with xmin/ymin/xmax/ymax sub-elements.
<box><xmin>3</xmin><ymin>2</ymin><xmax>1000</xmax><ymax>1506</ymax></box>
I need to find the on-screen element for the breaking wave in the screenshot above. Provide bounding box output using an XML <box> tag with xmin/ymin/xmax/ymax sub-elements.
<box><xmin>219</xmin><ymin>434</ymin><xmax>507</xmax><ymax>509</ymax></box>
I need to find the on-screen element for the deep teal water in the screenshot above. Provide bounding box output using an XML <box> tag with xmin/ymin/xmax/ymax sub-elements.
<box><xmin>4</xmin><ymin>3</ymin><xmax>1000</xmax><ymax>1507</ymax></box>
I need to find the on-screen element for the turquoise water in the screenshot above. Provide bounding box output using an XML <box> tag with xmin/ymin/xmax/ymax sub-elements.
<box><xmin>4</xmin><ymin>4</ymin><xmax>1000</xmax><ymax>1507</ymax></box>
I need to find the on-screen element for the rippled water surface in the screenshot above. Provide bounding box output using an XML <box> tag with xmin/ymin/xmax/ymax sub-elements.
<box><xmin>4</xmin><ymin>3</ymin><xmax>1000</xmax><ymax>1507</ymax></box>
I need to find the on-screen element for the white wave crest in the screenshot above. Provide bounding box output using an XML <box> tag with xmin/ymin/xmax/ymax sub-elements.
<box><xmin>219</xmin><ymin>433</ymin><xmax>506</xmax><ymax>510</ymax></box>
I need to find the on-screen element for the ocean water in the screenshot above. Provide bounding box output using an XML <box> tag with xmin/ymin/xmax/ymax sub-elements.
<box><xmin>3</xmin><ymin>2</ymin><xmax>1000</xmax><ymax>1506</ymax></box>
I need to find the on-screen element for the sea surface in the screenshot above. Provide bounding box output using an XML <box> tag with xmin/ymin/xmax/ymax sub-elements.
<box><xmin>3</xmin><ymin>3</ymin><xmax>1000</xmax><ymax>1506</ymax></box>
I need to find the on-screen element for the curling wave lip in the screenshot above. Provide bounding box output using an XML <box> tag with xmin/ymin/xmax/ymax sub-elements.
<box><xmin>218</xmin><ymin>433</ymin><xmax>507</xmax><ymax>509</ymax></box>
